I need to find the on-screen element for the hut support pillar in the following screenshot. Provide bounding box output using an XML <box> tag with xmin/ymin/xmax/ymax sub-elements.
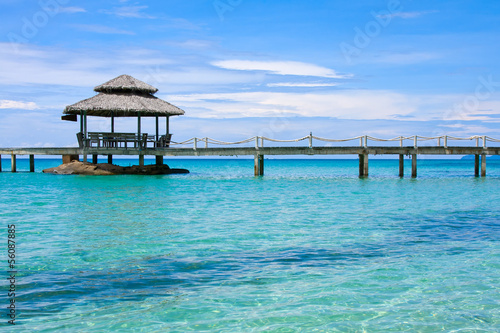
<box><xmin>92</xmin><ymin>154</ymin><xmax>98</xmax><ymax>164</ymax></box>
<box><xmin>359</xmin><ymin>154</ymin><xmax>368</xmax><ymax>177</ymax></box>
<box><xmin>108</xmin><ymin>155</ymin><xmax>113</xmax><ymax>164</ymax></box>
<box><xmin>155</xmin><ymin>116</ymin><xmax>159</xmax><ymax>141</ymax></box>
<box><xmin>166</xmin><ymin>116</ymin><xmax>170</xmax><ymax>135</ymax></box>
<box><xmin>156</xmin><ymin>155</ymin><xmax>163</xmax><ymax>166</ymax></box>
<box><xmin>29</xmin><ymin>155</ymin><xmax>35</xmax><ymax>172</ymax></box>
<box><xmin>254</xmin><ymin>154</ymin><xmax>264</xmax><ymax>176</ymax></box>
<box><xmin>475</xmin><ymin>154</ymin><xmax>480</xmax><ymax>177</ymax></box>
<box><xmin>111</xmin><ymin>112</ymin><xmax>115</xmax><ymax>133</ymax></box>
<box><xmin>11</xmin><ymin>154</ymin><xmax>16</xmax><ymax>173</ymax></box>
<box><xmin>411</xmin><ymin>154</ymin><xmax>417</xmax><ymax>178</ymax></box>
<box><xmin>481</xmin><ymin>154</ymin><xmax>486</xmax><ymax>177</ymax></box>
<box><xmin>399</xmin><ymin>154</ymin><xmax>404</xmax><ymax>177</ymax></box>
<box><xmin>139</xmin><ymin>154</ymin><xmax>145</xmax><ymax>166</ymax></box>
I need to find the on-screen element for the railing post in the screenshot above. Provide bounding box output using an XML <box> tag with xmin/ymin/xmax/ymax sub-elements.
<box><xmin>400</xmin><ymin>136</ymin><xmax>403</xmax><ymax>147</ymax></box>
<box><xmin>414</xmin><ymin>136</ymin><xmax>418</xmax><ymax>148</ymax></box>
<box><xmin>444</xmin><ymin>135</ymin><xmax>448</xmax><ymax>148</ymax></box>
<box><xmin>364</xmin><ymin>135</ymin><xmax>368</xmax><ymax>148</ymax></box>
<box><xmin>205</xmin><ymin>137</ymin><xmax>208</xmax><ymax>148</ymax></box>
<box><xmin>359</xmin><ymin>137</ymin><xmax>363</xmax><ymax>147</ymax></box>
<box><xmin>476</xmin><ymin>137</ymin><xmax>479</xmax><ymax>147</ymax></box>
<box><xmin>309</xmin><ymin>132</ymin><xmax>313</xmax><ymax>148</ymax></box>
<box><xmin>437</xmin><ymin>137</ymin><xmax>441</xmax><ymax>146</ymax></box>
<box><xmin>193</xmin><ymin>138</ymin><xmax>197</xmax><ymax>150</ymax></box>
<box><xmin>255</xmin><ymin>136</ymin><xmax>259</xmax><ymax>149</ymax></box>
<box><xmin>261</xmin><ymin>137</ymin><xmax>264</xmax><ymax>148</ymax></box>
<box><xmin>483</xmin><ymin>136</ymin><xmax>487</xmax><ymax>149</ymax></box>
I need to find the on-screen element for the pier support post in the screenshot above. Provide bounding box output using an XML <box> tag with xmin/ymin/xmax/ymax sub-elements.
<box><xmin>475</xmin><ymin>154</ymin><xmax>480</xmax><ymax>177</ymax></box>
<box><xmin>63</xmin><ymin>155</ymin><xmax>79</xmax><ymax>164</ymax></box>
<box><xmin>411</xmin><ymin>154</ymin><xmax>417</xmax><ymax>178</ymax></box>
<box><xmin>0</xmin><ymin>155</ymin><xmax>2</xmax><ymax>172</ymax></box>
<box><xmin>139</xmin><ymin>154</ymin><xmax>145</xmax><ymax>166</ymax></box>
<box><xmin>254</xmin><ymin>155</ymin><xmax>264</xmax><ymax>176</ymax></box>
<box><xmin>92</xmin><ymin>154</ymin><xmax>98</xmax><ymax>164</ymax></box>
<box><xmin>108</xmin><ymin>155</ymin><xmax>113</xmax><ymax>164</ymax></box>
<box><xmin>156</xmin><ymin>155</ymin><xmax>163</xmax><ymax>166</ymax></box>
<box><xmin>359</xmin><ymin>154</ymin><xmax>368</xmax><ymax>177</ymax></box>
<box><xmin>29</xmin><ymin>155</ymin><xmax>35</xmax><ymax>172</ymax></box>
<box><xmin>399</xmin><ymin>154</ymin><xmax>404</xmax><ymax>177</ymax></box>
<box><xmin>83</xmin><ymin>155</ymin><xmax>87</xmax><ymax>163</ymax></box>
<box><xmin>481</xmin><ymin>154</ymin><xmax>486</xmax><ymax>177</ymax></box>
<box><xmin>11</xmin><ymin>154</ymin><xmax>16</xmax><ymax>173</ymax></box>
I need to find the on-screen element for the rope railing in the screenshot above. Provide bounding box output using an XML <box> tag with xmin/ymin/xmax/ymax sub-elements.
<box><xmin>166</xmin><ymin>134</ymin><xmax>499</xmax><ymax>149</ymax></box>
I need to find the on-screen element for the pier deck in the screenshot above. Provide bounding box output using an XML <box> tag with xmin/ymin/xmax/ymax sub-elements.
<box><xmin>1</xmin><ymin>145</ymin><xmax>499</xmax><ymax>177</ymax></box>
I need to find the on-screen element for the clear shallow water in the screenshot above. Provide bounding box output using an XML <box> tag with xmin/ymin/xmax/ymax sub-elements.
<box><xmin>0</xmin><ymin>159</ymin><xmax>499</xmax><ymax>332</ymax></box>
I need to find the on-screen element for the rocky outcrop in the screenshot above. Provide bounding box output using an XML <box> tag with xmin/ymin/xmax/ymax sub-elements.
<box><xmin>43</xmin><ymin>161</ymin><xmax>189</xmax><ymax>175</ymax></box>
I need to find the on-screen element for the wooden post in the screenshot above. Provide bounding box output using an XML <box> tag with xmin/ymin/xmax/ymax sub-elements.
<box><xmin>359</xmin><ymin>154</ymin><xmax>368</xmax><ymax>177</ymax></box>
<box><xmin>139</xmin><ymin>154</ymin><xmax>144</xmax><ymax>166</ymax></box>
<box><xmin>0</xmin><ymin>154</ymin><xmax>2</xmax><ymax>172</ymax></box>
<box><xmin>108</xmin><ymin>155</ymin><xmax>113</xmax><ymax>164</ymax></box>
<box><xmin>156</xmin><ymin>155</ymin><xmax>163</xmax><ymax>166</ymax></box>
<box><xmin>481</xmin><ymin>154</ymin><xmax>486</xmax><ymax>177</ymax></box>
<box><xmin>11</xmin><ymin>154</ymin><xmax>16</xmax><ymax>173</ymax></box>
<box><xmin>254</xmin><ymin>155</ymin><xmax>264</xmax><ymax>176</ymax></box>
<box><xmin>137</xmin><ymin>112</ymin><xmax>141</xmax><ymax>149</ymax></box>
<box><xmin>399</xmin><ymin>154</ymin><xmax>404</xmax><ymax>178</ymax></box>
<box><xmin>155</xmin><ymin>116</ymin><xmax>159</xmax><ymax>142</ymax></box>
<box><xmin>83</xmin><ymin>155</ymin><xmax>87</xmax><ymax>163</ymax></box>
<box><xmin>29</xmin><ymin>155</ymin><xmax>35</xmax><ymax>172</ymax></box>
<box><xmin>166</xmin><ymin>116</ymin><xmax>170</xmax><ymax>135</ymax></box>
<box><xmin>411</xmin><ymin>154</ymin><xmax>417</xmax><ymax>178</ymax></box>
<box><xmin>475</xmin><ymin>154</ymin><xmax>480</xmax><ymax>177</ymax></box>
<box><xmin>92</xmin><ymin>154</ymin><xmax>98</xmax><ymax>164</ymax></box>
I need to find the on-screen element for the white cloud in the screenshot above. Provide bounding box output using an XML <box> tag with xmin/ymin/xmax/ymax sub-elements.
<box><xmin>377</xmin><ymin>10</ymin><xmax>438</xmax><ymax>19</ymax></box>
<box><xmin>168</xmin><ymin>91</ymin><xmax>415</xmax><ymax>119</ymax></box>
<box><xmin>0</xmin><ymin>100</ymin><xmax>38</xmax><ymax>110</ymax></box>
<box><xmin>369</xmin><ymin>52</ymin><xmax>440</xmax><ymax>65</ymax></box>
<box><xmin>72</xmin><ymin>24</ymin><xmax>135</xmax><ymax>35</ymax></box>
<box><xmin>59</xmin><ymin>7</ymin><xmax>86</xmax><ymax>14</ymax></box>
<box><xmin>212</xmin><ymin>60</ymin><xmax>352</xmax><ymax>79</ymax></box>
<box><xmin>102</xmin><ymin>6</ymin><xmax>155</xmax><ymax>19</ymax></box>
<box><xmin>267</xmin><ymin>82</ymin><xmax>340</xmax><ymax>88</ymax></box>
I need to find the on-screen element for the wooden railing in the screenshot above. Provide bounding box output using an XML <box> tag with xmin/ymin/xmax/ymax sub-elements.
<box><xmin>77</xmin><ymin>132</ymin><xmax>172</xmax><ymax>149</ymax></box>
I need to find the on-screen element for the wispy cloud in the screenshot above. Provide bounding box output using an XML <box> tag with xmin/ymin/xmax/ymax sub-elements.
<box><xmin>369</xmin><ymin>52</ymin><xmax>440</xmax><ymax>65</ymax></box>
<box><xmin>0</xmin><ymin>100</ymin><xmax>38</xmax><ymax>110</ymax></box>
<box><xmin>101</xmin><ymin>6</ymin><xmax>156</xmax><ymax>19</ymax></box>
<box><xmin>212</xmin><ymin>60</ymin><xmax>352</xmax><ymax>79</ymax></box>
<box><xmin>267</xmin><ymin>82</ymin><xmax>340</xmax><ymax>88</ymax></box>
<box><xmin>168</xmin><ymin>91</ymin><xmax>415</xmax><ymax>119</ymax></box>
<box><xmin>377</xmin><ymin>10</ymin><xmax>439</xmax><ymax>19</ymax></box>
<box><xmin>72</xmin><ymin>24</ymin><xmax>135</xmax><ymax>35</ymax></box>
<box><xmin>59</xmin><ymin>7</ymin><xmax>86</xmax><ymax>14</ymax></box>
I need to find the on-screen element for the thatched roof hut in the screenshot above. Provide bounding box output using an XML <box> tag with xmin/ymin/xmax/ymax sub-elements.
<box><xmin>64</xmin><ymin>74</ymin><xmax>184</xmax><ymax>117</ymax></box>
<box><xmin>62</xmin><ymin>75</ymin><xmax>185</xmax><ymax>149</ymax></box>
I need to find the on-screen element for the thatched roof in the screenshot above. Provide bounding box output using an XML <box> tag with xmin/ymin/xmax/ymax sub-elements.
<box><xmin>64</xmin><ymin>74</ymin><xmax>185</xmax><ymax>117</ymax></box>
<box><xmin>95</xmin><ymin>74</ymin><xmax>158</xmax><ymax>94</ymax></box>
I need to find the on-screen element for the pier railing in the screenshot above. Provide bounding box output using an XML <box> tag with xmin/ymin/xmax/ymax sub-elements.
<box><xmin>167</xmin><ymin>134</ymin><xmax>500</xmax><ymax>149</ymax></box>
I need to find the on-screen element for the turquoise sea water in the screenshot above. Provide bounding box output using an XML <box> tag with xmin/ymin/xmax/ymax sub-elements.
<box><xmin>1</xmin><ymin>158</ymin><xmax>499</xmax><ymax>332</ymax></box>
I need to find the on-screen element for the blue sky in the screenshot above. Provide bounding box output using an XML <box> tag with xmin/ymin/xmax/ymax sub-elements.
<box><xmin>0</xmin><ymin>0</ymin><xmax>499</xmax><ymax>147</ymax></box>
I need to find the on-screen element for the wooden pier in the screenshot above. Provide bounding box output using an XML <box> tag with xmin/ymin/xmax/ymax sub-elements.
<box><xmin>1</xmin><ymin>141</ymin><xmax>499</xmax><ymax>177</ymax></box>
